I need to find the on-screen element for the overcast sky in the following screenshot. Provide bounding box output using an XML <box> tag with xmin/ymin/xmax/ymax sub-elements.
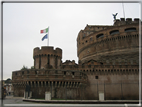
<box><xmin>2</xmin><ymin>1</ymin><xmax>141</xmax><ymax>80</ymax></box>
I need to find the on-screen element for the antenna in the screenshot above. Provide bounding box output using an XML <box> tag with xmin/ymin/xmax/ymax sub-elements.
<box><xmin>122</xmin><ymin>0</ymin><xmax>125</xmax><ymax>18</ymax></box>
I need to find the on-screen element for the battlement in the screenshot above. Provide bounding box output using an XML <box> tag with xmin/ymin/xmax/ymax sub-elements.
<box><xmin>114</xmin><ymin>18</ymin><xmax>141</xmax><ymax>26</ymax></box>
<box><xmin>62</xmin><ymin>60</ymin><xmax>77</xmax><ymax>65</ymax></box>
<box><xmin>33</xmin><ymin>46</ymin><xmax>62</xmax><ymax>58</ymax></box>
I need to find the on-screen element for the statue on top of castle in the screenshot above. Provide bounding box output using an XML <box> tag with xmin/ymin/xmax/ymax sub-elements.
<box><xmin>112</xmin><ymin>13</ymin><xmax>118</xmax><ymax>20</ymax></box>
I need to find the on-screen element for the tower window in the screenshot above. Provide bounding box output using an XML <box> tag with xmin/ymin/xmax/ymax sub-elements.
<box><xmin>125</xmin><ymin>28</ymin><xmax>136</xmax><ymax>32</ymax></box>
<box><xmin>110</xmin><ymin>30</ymin><xmax>119</xmax><ymax>35</ymax></box>
<box><xmin>96</xmin><ymin>33</ymin><xmax>104</xmax><ymax>38</ymax></box>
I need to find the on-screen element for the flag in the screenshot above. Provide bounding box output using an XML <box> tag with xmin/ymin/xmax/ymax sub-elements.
<box><xmin>42</xmin><ymin>34</ymin><xmax>48</xmax><ymax>41</ymax></box>
<box><xmin>40</xmin><ymin>28</ymin><xmax>48</xmax><ymax>33</ymax></box>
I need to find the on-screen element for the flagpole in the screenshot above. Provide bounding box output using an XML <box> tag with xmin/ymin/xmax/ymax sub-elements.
<box><xmin>122</xmin><ymin>0</ymin><xmax>125</xmax><ymax>18</ymax></box>
<box><xmin>48</xmin><ymin>26</ymin><xmax>49</xmax><ymax>46</ymax></box>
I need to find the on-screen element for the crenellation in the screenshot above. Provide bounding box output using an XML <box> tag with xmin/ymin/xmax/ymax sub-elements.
<box><xmin>134</xmin><ymin>18</ymin><xmax>140</xmax><ymax>23</ymax></box>
<box><xmin>126</xmin><ymin>18</ymin><xmax>132</xmax><ymax>22</ymax></box>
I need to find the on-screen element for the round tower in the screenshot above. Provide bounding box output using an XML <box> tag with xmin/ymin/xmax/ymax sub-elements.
<box><xmin>33</xmin><ymin>46</ymin><xmax>62</xmax><ymax>69</ymax></box>
<box><xmin>77</xmin><ymin>18</ymin><xmax>140</xmax><ymax>65</ymax></box>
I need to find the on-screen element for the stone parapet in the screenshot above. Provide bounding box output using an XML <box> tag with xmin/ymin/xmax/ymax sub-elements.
<box><xmin>33</xmin><ymin>46</ymin><xmax>62</xmax><ymax>58</ymax></box>
<box><xmin>12</xmin><ymin>69</ymin><xmax>87</xmax><ymax>87</ymax></box>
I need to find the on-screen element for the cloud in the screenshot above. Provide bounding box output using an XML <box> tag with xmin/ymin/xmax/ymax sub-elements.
<box><xmin>3</xmin><ymin>3</ymin><xmax>140</xmax><ymax>80</ymax></box>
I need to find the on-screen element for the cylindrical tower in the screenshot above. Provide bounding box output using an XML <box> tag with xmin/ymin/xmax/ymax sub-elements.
<box><xmin>77</xmin><ymin>18</ymin><xmax>141</xmax><ymax>65</ymax></box>
<box><xmin>33</xmin><ymin>46</ymin><xmax>62</xmax><ymax>69</ymax></box>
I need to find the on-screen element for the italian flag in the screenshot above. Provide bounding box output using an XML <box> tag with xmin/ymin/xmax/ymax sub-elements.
<box><xmin>40</xmin><ymin>28</ymin><xmax>48</xmax><ymax>33</ymax></box>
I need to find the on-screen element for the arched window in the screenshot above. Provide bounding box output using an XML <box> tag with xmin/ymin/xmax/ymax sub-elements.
<box><xmin>110</xmin><ymin>30</ymin><xmax>119</xmax><ymax>35</ymax></box>
<box><xmin>125</xmin><ymin>27</ymin><xmax>136</xmax><ymax>32</ymax></box>
<box><xmin>96</xmin><ymin>33</ymin><xmax>104</xmax><ymax>38</ymax></box>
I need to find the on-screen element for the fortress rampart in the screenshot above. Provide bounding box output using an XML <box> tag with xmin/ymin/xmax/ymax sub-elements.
<box><xmin>61</xmin><ymin>64</ymin><xmax>139</xmax><ymax>100</ymax></box>
<box><xmin>12</xmin><ymin>69</ymin><xmax>87</xmax><ymax>99</ymax></box>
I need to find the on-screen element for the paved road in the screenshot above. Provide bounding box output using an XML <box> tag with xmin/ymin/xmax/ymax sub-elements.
<box><xmin>1</xmin><ymin>96</ymin><xmax>140</xmax><ymax>107</ymax></box>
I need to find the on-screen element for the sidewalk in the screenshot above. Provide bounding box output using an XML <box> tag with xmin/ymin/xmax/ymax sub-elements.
<box><xmin>23</xmin><ymin>98</ymin><xmax>140</xmax><ymax>104</ymax></box>
<box><xmin>5</xmin><ymin>95</ymin><xmax>24</xmax><ymax>99</ymax></box>
<box><xmin>5</xmin><ymin>96</ymin><xmax>140</xmax><ymax>104</ymax></box>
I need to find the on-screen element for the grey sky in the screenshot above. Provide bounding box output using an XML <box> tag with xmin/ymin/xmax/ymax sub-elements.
<box><xmin>3</xmin><ymin>2</ymin><xmax>141</xmax><ymax>80</ymax></box>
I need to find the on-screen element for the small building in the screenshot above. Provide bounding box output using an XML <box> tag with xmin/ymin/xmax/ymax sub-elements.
<box><xmin>4</xmin><ymin>78</ymin><xmax>13</xmax><ymax>96</ymax></box>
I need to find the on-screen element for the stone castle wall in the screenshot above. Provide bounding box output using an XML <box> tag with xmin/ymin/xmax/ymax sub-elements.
<box><xmin>61</xmin><ymin>64</ymin><xmax>140</xmax><ymax>100</ymax></box>
<box><xmin>12</xmin><ymin>18</ymin><xmax>141</xmax><ymax>100</ymax></box>
<box><xmin>12</xmin><ymin>69</ymin><xmax>87</xmax><ymax>99</ymax></box>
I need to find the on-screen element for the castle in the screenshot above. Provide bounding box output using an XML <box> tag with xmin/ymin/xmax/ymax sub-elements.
<box><xmin>12</xmin><ymin>18</ymin><xmax>141</xmax><ymax>100</ymax></box>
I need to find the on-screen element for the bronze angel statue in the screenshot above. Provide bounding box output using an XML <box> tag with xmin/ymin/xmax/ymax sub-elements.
<box><xmin>112</xmin><ymin>13</ymin><xmax>118</xmax><ymax>20</ymax></box>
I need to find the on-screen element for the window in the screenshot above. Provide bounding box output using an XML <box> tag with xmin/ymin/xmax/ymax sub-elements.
<box><xmin>22</xmin><ymin>71</ymin><xmax>24</xmax><ymax>75</ymax></box>
<box><xmin>90</xmin><ymin>37</ymin><xmax>93</xmax><ymax>41</ymax></box>
<box><xmin>110</xmin><ymin>30</ymin><xmax>119</xmax><ymax>35</ymax></box>
<box><xmin>27</xmin><ymin>70</ymin><xmax>29</xmax><ymax>74</ymax></box>
<box><xmin>83</xmin><ymin>33</ymin><xmax>86</xmax><ymax>39</ymax></box>
<box><xmin>95</xmin><ymin>76</ymin><xmax>98</xmax><ymax>79</ymax></box>
<box><xmin>64</xmin><ymin>71</ymin><xmax>66</xmax><ymax>75</ymax></box>
<box><xmin>35</xmin><ymin>70</ymin><xmax>37</xmax><ymax>74</ymax></box>
<box><xmin>83</xmin><ymin>34</ymin><xmax>86</xmax><ymax>37</ymax></box>
<box><xmin>125</xmin><ymin>28</ymin><xmax>136</xmax><ymax>32</ymax></box>
<box><xmin>96</xmin><ymin>33</ymin><xmax>104</xmax><ymax>38</ymax></box>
